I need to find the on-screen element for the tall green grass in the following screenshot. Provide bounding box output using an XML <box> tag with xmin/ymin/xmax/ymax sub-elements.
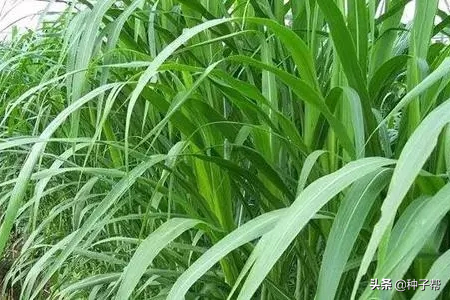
<box><xmin>1</xmin><ymin>0</ymin><xmax>450</xmax><ymax>299</ymax></box>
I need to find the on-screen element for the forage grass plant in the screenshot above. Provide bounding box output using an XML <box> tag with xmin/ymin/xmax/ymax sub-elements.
<box><xmin>1</xmin><ymin>0</ymin><xmax>450</xmax><ymax>299</ymax></box>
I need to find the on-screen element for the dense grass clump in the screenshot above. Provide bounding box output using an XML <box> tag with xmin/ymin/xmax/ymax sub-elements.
<box><xmin>1</xmin><ymin>0</ymin><xmax>450</xmax><ymax>299</ymax></box>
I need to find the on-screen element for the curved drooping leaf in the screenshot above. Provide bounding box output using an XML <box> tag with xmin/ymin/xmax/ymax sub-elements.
<box><xmin>316</xmin><ymin>168</ymin><xmax>392</xmax><ymax>300</ymax></box>
<box><xmin>124</xmin><ymin>18</ymin><xmax>231</xmax><ymax>166</ymax></box>
<box><xmin>25</xmin><ymin>154</ymin><xmax>166</xmax><ymax>300</ymax></box>
<box><xmin>233</xmin><ymin>157</ymin><xmax>396</xmax><ymax>299</ymax></box>
<box><xmin>116</xmin><ymin>218</ymin><xmax>203</xmax><ymax>300</ymax></box>
<box><xmin>167</xmin><ymin>209</ymin><xmax>286</xmax><ymax>299</ymax></box>
<box><xmin>411</xmin><ymin>248</ymin><xmax>450</xmax><ymax>300</ymax></box>
<box><xmin>362</xmin><ymin>181</ymin><xmax>450</xmax><ymax>298</ymax></box>
<box><xmin>353</xmin><ymin>99</ymin><xmax>450</xmax><ymax>299</ymax></box>
<box><xmin>0</xmin><ymin>83</ymin><xmax>122</xmax><ymax>258</ymax></box>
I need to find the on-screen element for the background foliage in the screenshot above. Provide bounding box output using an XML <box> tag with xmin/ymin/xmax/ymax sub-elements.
<box><xmin>1</xmin><ymin>0</ymin><xmax>450</xmax><ymax>299</ymax></box>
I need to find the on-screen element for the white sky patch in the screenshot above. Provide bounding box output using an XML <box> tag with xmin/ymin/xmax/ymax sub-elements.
<box><xmin>403</xmin><ymin>0</ymin><xmax>450</xmax><ymax>23</ymax></box>
<box><xmin>1</xmin><ymin>0</ymin><xmax>450</xmax><ymax>40</ymax></box>
<box><xmin>0</xmin><ymin>0</ymin><xmax>67</xmax><ymax>39</ymax></box>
